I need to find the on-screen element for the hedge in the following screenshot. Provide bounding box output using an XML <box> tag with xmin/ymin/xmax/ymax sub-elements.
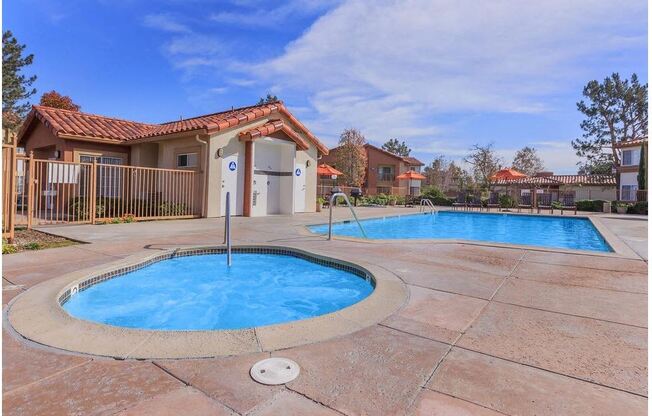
<box><xmin>575</xmin><ymin>200</ymin><xmax>608</xmax><ymax>212</ymax></box>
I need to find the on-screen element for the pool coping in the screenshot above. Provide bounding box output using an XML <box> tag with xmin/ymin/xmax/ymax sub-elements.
<box><xmin>303</xmin><ymin>209</ymin><xmax>640</xmax><ymax>259</ymax></box>
<box><xmin>6</xmin><ymin>244</ymin><xmax>408</xmax><ymax>359</ymax></box>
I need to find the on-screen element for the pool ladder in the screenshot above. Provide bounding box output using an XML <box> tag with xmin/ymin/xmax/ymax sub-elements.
<box><xmin>328</xmin><ymin>192</ymin><xmax>367</xmax><ymax>240</ymax></box>
<box><xmin>224</xmin><ymin>191</ymin><xmax>232</xmax><ymax>266</ymax></box>
<box><xmin>420</xmin><ymin>198</ymin><xmax>436</xmax><ymax>213</ymax></box>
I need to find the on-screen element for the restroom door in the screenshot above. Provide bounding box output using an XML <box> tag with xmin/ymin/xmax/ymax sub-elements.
<box><xmin>221</xmin><ymin>153</ymin><xmax>239</xmax><ymax>216</ymax></box>
<box><xmin>294</xmin><ymin>163</ymin><xmax>306</xmax><ymax>212</ymax></box>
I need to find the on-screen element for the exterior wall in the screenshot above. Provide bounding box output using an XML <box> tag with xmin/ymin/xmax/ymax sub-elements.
<box><xmin>564</xmin><ymin>185</ymin><xmax>617</xmax><ymax>201</ymax></box>
<box><xmin>205</xmin><ymin>114</ymin><xmax>319</xmax><ymax>217</ymax></box>
<box><xmin>130</xmin><ymin>143</ymin><xmax>159</xmax><ymax>167</ymax></box>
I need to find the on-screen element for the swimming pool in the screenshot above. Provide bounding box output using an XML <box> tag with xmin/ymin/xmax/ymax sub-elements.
<box><xmin>310</xmin><ymin>211</ymin><xmax>612</xmax><ymax>252</ymax></box>
<box><xmin>63</xmin><ymin>251</ymin><xmax>374</xmax><ymax>330</ymax></box>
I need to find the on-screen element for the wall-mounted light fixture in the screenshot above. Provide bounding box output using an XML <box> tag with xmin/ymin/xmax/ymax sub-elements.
<box><xmin>306</xmin><ymin>160</ymin><xmax>311</xmax><ymax>168</ymax></box>
<box><xmin>53</xmin><ymin>150</ymin><xmax>61</xmax><ymax>159</ymax></box>
<box><xmin>216</xmin><ymin>148</ymin><xmax>224</xmax><ymax>158</ymax></box>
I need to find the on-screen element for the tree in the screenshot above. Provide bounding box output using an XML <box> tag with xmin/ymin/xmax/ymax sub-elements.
<box><xmin>638</xmin><ymin>143</ymin><xmax>647</xmax><ymax>191</ymax></box>
<box><xmin>572</xmin><ymin>73</ymin><xmax>648</xmax><ymax>174</ymax></box>
<box><xmin>3</xmin><ymin>30</ymin><xmax>37</xmax><ymax>131</ymax></box>
<box><xmin>423</xmin><ymin>156</ymin><xmax>447</xmax><ymax>188</ymax></box>
<box><xmin>40</xmin><ymin>91</ymin><xmax>81</xmax><ymax>111</ymax></box>
<box><xmin>463</xmin><ymin>143</ymin><xmax>503</xmax><ymax>189</ymax></box>
<box><xmin>335</xmin><ymin>128</ymin><xmax>367</xmax><ymax>187</ymax></box>
<box><xmin>512</xmin><ymin>146</ymin><xmax>545</xmax><ymax>176</ymax></box>
<box><xmin>381</xmin><ymin>138</ymin><xmax>411</xmax><ymax>156</ymax></box>
<box><xmin>257</xmin><ymin>94</ymin><xmax>279</xmax><ymax>105</ymax></box>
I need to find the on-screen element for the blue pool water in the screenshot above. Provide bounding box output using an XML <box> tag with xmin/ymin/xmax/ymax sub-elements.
<box><xmin>310</xmin><ymin>211</ymin><xmax>611</xmax><ymax>252</ymax></box>
<box><xmin>63</xmin><ymin>253</ymin><xmax>373</xmax><ymax>330</ymax></box>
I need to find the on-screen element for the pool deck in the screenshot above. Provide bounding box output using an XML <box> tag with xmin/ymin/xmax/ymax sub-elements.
<box><xmin>2</xmin><ymin>207</ymin><xmax>648</xmax><ymax>415</ymax></box>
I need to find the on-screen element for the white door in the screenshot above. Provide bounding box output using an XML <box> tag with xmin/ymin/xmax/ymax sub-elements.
<box><xmin>221</xmin><ymin>154</ymin><xmax>239</xmax><ymax>216</ymax></box>
<box><xmin>294</xmin><ymin>164</ymin><xmax>306</xmax><ymax>212</ymax></box>
<box><xmin>252</xmin><ymin>174</ymin><xmax>268</xmax><ymax>216</ymax></box>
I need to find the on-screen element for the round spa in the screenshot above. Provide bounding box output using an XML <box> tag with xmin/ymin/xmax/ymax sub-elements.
<box><xmin>61</xmin><ymin>247</ymin><xmax>375</xmax><ymax>331</ymax></box>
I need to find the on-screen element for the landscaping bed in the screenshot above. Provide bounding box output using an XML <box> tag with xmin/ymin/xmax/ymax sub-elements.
<box><xmin>3</xmin><ymin>228</ymin><xmax>78</xmax><ymax>254</ymax></box>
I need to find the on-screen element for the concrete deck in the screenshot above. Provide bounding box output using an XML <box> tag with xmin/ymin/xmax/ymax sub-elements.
<box><xmin>2</xmin><ymin>207</ymin><xmax>648</xmax><ymax>415</ymax></box>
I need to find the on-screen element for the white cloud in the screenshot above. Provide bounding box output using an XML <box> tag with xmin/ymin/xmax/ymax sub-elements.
<box><xmin>143</xmin><ymin>14</ymin><xmax>191</xmax><ymax>33</ymax></box>
<box><xmin>210</xmin><ymin>0</ymin><xmax>341</xmax><ymax>28</ymax></box>
<box><xmin>245</xmin><ymin>0</ymin><xmax>645</xmax><ymax>152</ymax></box>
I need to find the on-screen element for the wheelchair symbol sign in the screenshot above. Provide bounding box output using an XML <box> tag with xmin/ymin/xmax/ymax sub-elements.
<box><xmin>228</xmin><ymin>161</ymin><xmax>237</xmax><ymax>171</ymax></box>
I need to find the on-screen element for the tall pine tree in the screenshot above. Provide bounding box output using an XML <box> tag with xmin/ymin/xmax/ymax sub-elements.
<box><xmin>2</xmin><ymin>30</ymin><xmax>37</xmax><ymax>131</ymax></box>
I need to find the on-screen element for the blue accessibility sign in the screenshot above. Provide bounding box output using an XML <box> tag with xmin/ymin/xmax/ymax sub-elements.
<box><xmin>295</xmin><ymin>168</ymin><xmax>302</xmax><ymax>176</ymax></box>
<box><xmin>228</xmin><ymin>161</ymin><xmax>237</xmax><ymax>171</ymax></box>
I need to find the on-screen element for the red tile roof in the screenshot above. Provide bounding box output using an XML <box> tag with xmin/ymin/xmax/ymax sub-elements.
<box><xmin>363</xmin><ymin>144</ymin><xmax>423</xmax><ymax>165</ymax></box>
<box><xmin>238</xmin><ymin>119</ymin><xmax>309</xmax><ymax>150</ymax></box>
<box><xmin>18</xmin><ymin>102</ymin><xmax>328</xmax><ymax>154</ymax></box>
<box><xmin>614</xmin><ymin>137</ymin><xmax>647</xmax><ymax>148</ymax></box>
<box><xmin>493</xmin><ymin>174</ymin><xmax>615</xmax><ymax>186</ymax></box>
<box><xmin>402</xmin><ymin>156</ymin><xmax>424</xmax><ymax>166</ymax></box>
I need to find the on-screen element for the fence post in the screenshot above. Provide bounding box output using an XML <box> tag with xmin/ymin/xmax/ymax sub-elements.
<box><xmin>8</xmin><ymin>137</ymin><xmax>17</xmax><ymax>242</ymax></box>
<box><xmin>27</xmin><ymin>151</ymin><xmax>34</xmax><ymax>230</ymax></box>
<box><xmin>89</xmin><ymin>159</ymin><xmax>97</xmax><ymax>224</ymax></box>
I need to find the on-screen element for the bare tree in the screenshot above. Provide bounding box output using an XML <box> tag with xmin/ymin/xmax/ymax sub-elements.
<box><xmin>464</xmin><ymin>143</ymin><xmax>503</xmax><ymax>189</ymax></box>
<box><xmin>335</xmin><ymin>128</ymin><xmax>367</xmax><ymax>187</ymax></box>
<box><xmin>512</xmin><ymin>146</ymin><xmax>545</xmax><ymax>176</ymax></box>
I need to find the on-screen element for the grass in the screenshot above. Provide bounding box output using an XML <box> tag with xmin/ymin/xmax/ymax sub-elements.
<box><xmin>3</xmin><ymin>228</ymin><xmax>78</xmax><ymax>254</ymax></box>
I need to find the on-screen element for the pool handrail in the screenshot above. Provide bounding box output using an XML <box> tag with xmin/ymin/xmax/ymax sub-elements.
<box><xmin>225</xmin><ymin>191</ymin><xmax>232</xmax><ymax>266</ymax></box>
<box><xmin>419</xmin><ymin>198</ymin><xmax>435</xmax><ymax>213</ymax></box>
<box><xmin>328</xmin><ymin>192</ymin><xmax>367</xmax><ymax>240</ymax></box>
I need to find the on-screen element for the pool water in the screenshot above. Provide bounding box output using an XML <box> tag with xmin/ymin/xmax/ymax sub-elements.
<box><xmin>310</xmin><ymin>211</ymin><xmax>612</xmax><ymax>252</ymax></box>
<box><xmin>63</xmin><ymin>253</ymin><xmax>373</xmax><ymax>330</ymax></box>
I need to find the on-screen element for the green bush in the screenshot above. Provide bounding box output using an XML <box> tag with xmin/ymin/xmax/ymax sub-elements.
<box><xmin>551</xmin><ymin>201</ymin><xmax>562</xmax><ymax>210</ymax></box>
<box><xmin>499</xmin><ymin>194</ymin><xmax>516</xmax><ymax>208</ymax></box>
<box><xmin>158</xmin><ymin>202</ymin><xmax>188</xmax><ymax>216</ymax></box>
<box><xmin>421</xmin><ymin>186</ymin><xmax>446</xmax><ymax>199</ymax></box>
<box><xmin>23</xmin><ymin>242</ymin><xmax>40</xmax><ymax>250</ymax></box>
<box><xmin>575</xmin><ymin>200</ymin><xmax>607</xmax><ymax>212</ymax></box>
<box><xmin>627</xmin><ymin>201</ymin><xmax>648</xmax><ymax>215</ymax></box>
<box><xmin>2</xmin><ymin>243</ymin><xmax>17</xmax><ymax>254</ymax></box>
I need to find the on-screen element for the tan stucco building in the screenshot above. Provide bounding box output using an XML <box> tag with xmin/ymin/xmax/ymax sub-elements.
<box><xmin>18</xmin><ymin>102</ymin><xmax>328</xmax><ymax>217</ymax></box>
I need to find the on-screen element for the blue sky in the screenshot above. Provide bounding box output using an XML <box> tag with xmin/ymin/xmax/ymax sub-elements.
<box><xmin>4</xmin><ymin>0</ymin><xmax>648</xmax><ymax>173</ymax></box>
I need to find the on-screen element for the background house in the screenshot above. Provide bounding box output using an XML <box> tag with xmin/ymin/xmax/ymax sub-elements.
<box><xmin>492</xmin><ymin>172</ymin><xmax>617</xmax><ymax>201</ymax></box>
<box><xmin>17</xmin><ymin>102</ymin><xmax>328</xmax><ymax>218</ymax></box>
<box><xmin>614</xmin><ymin>138</ymin><xmax>647</xmax><ymax>201</ymax></box>
<box><xmin>321</xmin><ymin>143</ymin><xmax>424</xmax><ymax>196</ymax></box>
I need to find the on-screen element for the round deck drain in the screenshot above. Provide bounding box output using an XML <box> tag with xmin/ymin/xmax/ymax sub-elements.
<box><xmin>250</xmin><ymin>358</ymin><xmax>300</xmax><ymax>385</ymax></box>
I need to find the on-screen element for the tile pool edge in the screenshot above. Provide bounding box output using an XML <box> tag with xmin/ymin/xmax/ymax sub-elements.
<box><xmin>7</xmin><ymin>244</ymin><xmax>407</xmax><ymax>359</ymax></box>
<box><xmin>305</xmin><ymin>210</ymin><xmax>638</xmax><ymax>258</ymax></box>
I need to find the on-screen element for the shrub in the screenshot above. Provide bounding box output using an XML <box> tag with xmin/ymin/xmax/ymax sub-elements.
<box><xmin>23</xmin><ymin>242</ymin><xmax>40</xmax><ymax>250</ymax></box>
<box><xmin>158</xmin><ymin>202</ymin><xmax>188</xmax><ymax>216</ymax></box>
<box><xmin>627</xmin><ymin>201</ymin><xmax>648</xmax><ymax>215</ymax></box>
<box><xmin>2</xmin><ymin>243</ymin><xmax>17</xmax><ymax>254</ymax></box>
<box><xmin>551</xmin><ymin>201</ymin><xmax>562</xmax><ymax>210</ymax></box>
<box><xmin>499</xmin><ymin>194</ymin><xmax>516</xmax><ymax>208</ymax></box>
<box><xmin>575</xmin><ymin>200</ymin><xmax>607</xmax><ymax>212</ymax></box>
<box><xmin>421</xmin><ymin>186</ymin><xmax>446</xmax><ymax>199</ymax></box>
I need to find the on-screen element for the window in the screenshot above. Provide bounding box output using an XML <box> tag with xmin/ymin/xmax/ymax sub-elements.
<box><xmin>377</xmin><ymin>186</ymin><xmax>391</xmax><ymax>194</ymax></box>
<box><xmin>377</xmin><ymin>166</ymin><xmax>395</xmax><ymax>182</ymax></box>
<box><xmin>621</xmin><ymin>185</ymin><xmax>638</xmax><ymax>201</ymax></box>
<box><xmin>177</xmin><ymin>153</ymin><xmax>198</xmax><ymax>168</ymax></box>
<box><xmin>622</xmin><ymin>149</ymin><xmax>639</xmax><ymax>166</ymax></box>
<box><xmin>79</xmin><ymin>154</ymin><xmax>123</xmax><ymax>197</ymax></box>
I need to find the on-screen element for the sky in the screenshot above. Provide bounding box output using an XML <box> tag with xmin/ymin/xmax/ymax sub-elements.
<box><xmin>4</xmin><ymin>0</ymin><xmax>648</xmax><ymax>173</ymax></box>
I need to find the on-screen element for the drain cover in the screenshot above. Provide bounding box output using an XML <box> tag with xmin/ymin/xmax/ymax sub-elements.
<box><xmin>250</xmin><ymin>357</ymin><xmax>300</xmax><ymax>385</ymax></box>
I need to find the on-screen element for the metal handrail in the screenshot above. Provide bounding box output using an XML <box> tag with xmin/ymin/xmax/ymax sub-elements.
<box><xmin>224</xmin><ymin>191</ymin><xmax>232</xmax><ymax>266</ymax></box>
<box><xmin>328</xmin><ymin>192</ymin><xmax>367</xmax><ymax>240</ymax></box>
<box><xmin>420</xmin><ymin>198</ymin><xmax>435</xmax><ymax>213</ymax></box>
